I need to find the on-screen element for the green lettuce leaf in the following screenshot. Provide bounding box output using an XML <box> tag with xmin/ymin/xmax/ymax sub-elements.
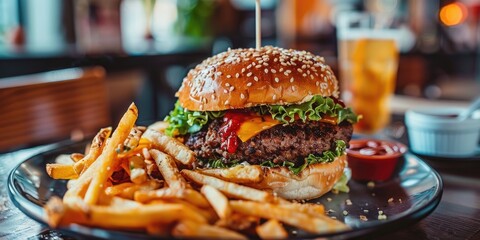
<box><xmin>332</xmin><ymin>169</ymin><xmax>351</xmax><ymax>193</ymax></box>
<box><xmin>305</xmin><ymin>140</ymin><xmax>346</xmax><ymax>165</ymax></box>
<box><xmin>164</xmin><ymin>101</ymin><xmax>224</xmax><ymax>136</ymax></box>
<box><xmin>258</xmin><ymin>95</ymin><xmax>358</xmax><ymax>125</ymax></box>
<box><xmin>164</xmin><ymin>95</ymin><xmax>359</xmax><ymax>136</ymax></box>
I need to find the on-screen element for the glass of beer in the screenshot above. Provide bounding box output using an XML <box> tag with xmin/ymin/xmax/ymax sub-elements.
<box><xmin>337</xmin><ymin>13</ymin><xmax>399</xmax><ymax>134</ymax></box>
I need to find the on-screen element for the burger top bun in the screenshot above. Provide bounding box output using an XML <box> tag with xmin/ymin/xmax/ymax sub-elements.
<box><xmin>176</xmin><ymin>46</ymin><xmax>339</xmax><ymax>111</ymax></box>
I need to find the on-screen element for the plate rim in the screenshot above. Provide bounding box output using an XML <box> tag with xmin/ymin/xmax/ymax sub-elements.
<box><xmin>8</xmin><ymin>141</ymin><xmax>444</xmax><ymax>240</ymax></box>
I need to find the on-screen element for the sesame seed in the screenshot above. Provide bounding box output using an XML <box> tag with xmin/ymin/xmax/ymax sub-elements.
<box><xmin>240</xmin><ymin>93</ymin><xmax>245</xmax><ymax>99</ymax></box>
<box><xmin>316</xmin><ymin>81</ymin><xmax>320</xmax><ymax>86</ymax></box>
<box><xmin>223</xmin><ymin>89</ymin><xmax>228</xmax><ymax>93</ymax></box>
<box><xmin>255</xmin><ymin>65</ymin><xmax>261</xmax><ymax>69</ymax></box>
<box><xmin>247</xmin><ymin>82</ymin><xmax>252</xmax><ymax>87</ymax></box>
<box><xmin>252</xmin><ymin>62</ymin><xmax>256</xmax><ymax>66</ymax></box>
<box><xmin>254</xmin><ymin>76</ymin><xmax>259</xmax><ymax>81</ymax></box>
<box><xmin>273</xmin><ymin>94</ymin><xmax>277</xmax><ymax>100</ymax></box>
<box><xmin>225</xmin><ymin>83</ymin><xmax>230</xmax><ymax>87</ymax></box>
<box><xmin>297</xmin><ymin>68</ymin><xmax>303</xmax><ymax>73</ymax></box>
<box><xmin>310</xmin><ymin>75</ymin><xmax>314</xmax><ymax>79</ymax></box>
<box><xmin>236</xmin><ymin>73</ymin><xmax>240</xmax><ymax>78</ymax></box>
<box><xmin>290</xmin><ymin>77</ymin><xmax>294</xmax><ymax>83</ymax></box>
<box><xmin>302</xmin><ymin>65</ymin><xmax>307</xmax><ymax>69</ymax></box>
<box><xmin>388</xmin><ymin>198</ymin><xmax>394</xmax><ymax>203</ymax></box>
<box><xmin>264</xmin><ymin>69</ymin><xmax>269</xmax><ymax>74</ymax></box>
<box><xmin>303</xmin><ymin>73</ymin><xmax>307</xmax><ymax>77</ymax></box>
<box><xmin>227</xmin><ymin>75</ymin><xmax>231</xmax><ymax>78</ymax></box>
<box><xmin>225</xmin><ymin>100</ymin><xmax>229</xmax><ymax>105</ymax></box>
<box><xmin>292</xmin><ymin>86</ymin><xmax>296</xmax><ymax>91</ymax></box>
<box><xmin>343</xmin><ymin>210</ymin><xmax>349</xmax><ymax>216</ymax></box>
<box><xmin>216</xmin><ymin>72</ymin><xmax>222</xmax><ymax>76</ymax></box>
<box><xmin>229</xmin><ymin>86</ymin><xmax>234</xmax><ymax>91</ymax></box>
<box><xmin>247</xmin><ymin>72</ymin><xmax>252</xmax><ymax>77</ymax></box>
<box><xmin>263</xmin><ymin>62</ymin><xmax>268</xmax><ymax>66</ymax></box>
<box><xmin>242</xmin><ymin>68</ymin><xmax>245</xmax><ymax>73</ymax></box>
<box><xmin>346</xmin><ymin>199</ymin><xmax>352</xmax><ymax>205</ymax></box>
<box><xmin>274</xmin><ymin>77</ymin><xmax>279</xmax><ymax>83</ymax></box>
<box><xmin>271</xmin><ymin>69</ymin><xmax>276</xmax><ymax>73</ymax></box>
<box><xmin>279</xmin><ymin>68</ymin><xmax>284</xmax><ymax>72</ymax></box>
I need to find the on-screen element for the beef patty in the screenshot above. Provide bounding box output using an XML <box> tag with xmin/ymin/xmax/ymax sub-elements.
<box><xmin>185</xmin><ymin>119</ymin><xmax>353</xmax><ymax>166</ymax></box>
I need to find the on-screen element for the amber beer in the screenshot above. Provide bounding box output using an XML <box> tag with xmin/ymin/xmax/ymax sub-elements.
<box><xmin>338</xmin><ymin>37</ymin><xmax>398</xmax><ymax>134</ymax></box>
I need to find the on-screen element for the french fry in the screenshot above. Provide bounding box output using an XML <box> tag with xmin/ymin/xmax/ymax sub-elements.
<box><xmin>278</xmin><ymin>202</ymin><xmax>325</xmax><ymax>218</ymax></box>
<box><xmin>73</xmin><ymin>127</ymin><xmax>112</xmax><ymax>175</ymax></box>
<box><xmin>142</xmin><ymin>129</ymin><xmax>195</xmax><ymax>166</ymax></box>
<box><xmin>146</xmin><ymin>223</ymin><xmax>171</xmax><ymax>236</ymax></box>
<box><xmin>172</xmin><ymin>220</ymin><xmax>247</xmax><ymax>240</ymax></box>
<box><xmin>120</xmin><ymin>182</ymin><xmax>162</xmax><ymax>200</ymax></box>
<box><xmin>105</xmin><ymin>182</ymin><xmax>135</xmax><ymax>196</ymax></box>
<box><xmin>83</xmin><ymin>103</ymin><xmax>138</xmax><ymax>205</ymax></box>
<box><xmin>182</xmin><ymin>170</ymin><xmax>275</xmax><ymax>203</ymax></box>
<box><xmin>55</xmin><ymin>154</ymin><xmax>75</xmax><ymax>165</ymax></box>
<box><xmin>44</xmin><ymin>196</ymin><xmax>65</xmax><ymax>228</ymax></box>
<box><xmin>64</xmin><ymin>104</ymin><xmax>137</xmax><ymax>204</ymax></box>
<box><xmin>147</xmin><ymin>121</ymin><xmax>169</xmax><ymax>133</ymax></box>
<box><xmin>198</xmin><ymin>165</ymin><xmax>263</xmax><ymax>184</ymax></box>
<box><xmin>162</xmin><ymin>199</ymin><xmax>218</xmax><ymax>223</ymax></box>
<box><xmin>134</xmin><ymin>188</ymin><xmax>210</xmax><ymax>208</ymax></box>
<box><xmin>201</xmin><ymin>185</ymin><xmax>231</xmax><ymax>220</ymax></box>
<box><xmin>97</xmin><ymin>195</ymin><xmax>142</xmax><ymax>208</ymax></box>
<box><xmin>46</xmin><ymin>164</ymin><xmax>78</xmax><ymax>179</ymax></box>
<box><xmin>128</xmin><ymin>155</ymin><xmax>147</xmax><ymax>184</ymax></box>
<box><xmin>70</xmin><ymin>153</ymin><xmax>85</xmax><ymax>162</ymax></box>
<box><xmin>117</xmin><ymin>126</ymin><xmax>147</xmax><ymax>153</ymax></box>
<box><xmin>215</xmin><ymin>213</ymin><xmax>259</xmax><ymax>231</ymax></box>
<box><xmin>149</xmin><ymin>149</ymin><xmax>188</xmax><ymax>190</ymax></box>
<box><xmin>57</xmin><ymin>203</ymin><xmax>207</xmax><ymax>229</ymax></box>
<box><xmin>256</xmin><ymin>219</ymin><xmax>288</xmax><ymax>240</ymax></box>
<box><xmin>230</xmin><ymin>200</ymin><xmax>349</xmax><ymax>234</ymax></box>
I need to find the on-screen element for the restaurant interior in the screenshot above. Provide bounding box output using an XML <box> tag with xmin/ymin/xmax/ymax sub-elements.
<box><xmin>2</xmin><ymin>0</ymin><xmax>479</xmax><ymax>131</ymax></box>
<box><xmin>0</xmin><ymin>0</ymin><xmax>479</xmax><ymax>239</ymax></box>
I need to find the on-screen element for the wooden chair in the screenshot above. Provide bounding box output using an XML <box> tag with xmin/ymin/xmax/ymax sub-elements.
<box><xmin>0</xmin><ymin>67</ymin><xmax>111</xmax><ymax>152</ymax></box>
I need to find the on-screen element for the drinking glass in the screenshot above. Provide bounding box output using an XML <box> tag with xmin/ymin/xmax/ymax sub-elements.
<box><xmin>337</xmin><ymin>13</ymin><xmax>399</xmax><ymax>134</ymax></box>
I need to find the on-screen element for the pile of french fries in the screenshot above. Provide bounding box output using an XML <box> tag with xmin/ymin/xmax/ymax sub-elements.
<box><xmin>45</xmin><ymin>103</ymin><xmax>349</xmax><ymax>239</ymax></box>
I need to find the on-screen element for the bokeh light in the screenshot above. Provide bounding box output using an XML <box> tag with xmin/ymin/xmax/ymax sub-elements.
<box><xmin>439</xmin><ymin>2</ymin><xmax>468</xmax><ymax>26</ymax></box>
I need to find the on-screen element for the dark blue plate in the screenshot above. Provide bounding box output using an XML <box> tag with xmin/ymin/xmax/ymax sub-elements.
<box><xmin>8</xmin><ymin>141</ymin><xmax>443</xmax><ymax>239</ymax></box>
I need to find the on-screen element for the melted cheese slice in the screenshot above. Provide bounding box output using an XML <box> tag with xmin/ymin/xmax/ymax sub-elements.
<box><xmin>236</xmin><ymin>115</ymin><xmax>339</xmax><ymax>142</ymax></box>
<box><xmin>237</xmin><ymin>116</ymin><xmax>280</xmax><ymax>142</ymax></box>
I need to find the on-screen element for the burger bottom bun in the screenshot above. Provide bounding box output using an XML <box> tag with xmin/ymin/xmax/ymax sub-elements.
<box><xmin>247</xmin><ymin>155</ymin><xmax>347</xmax><ymax>200</ymax></box>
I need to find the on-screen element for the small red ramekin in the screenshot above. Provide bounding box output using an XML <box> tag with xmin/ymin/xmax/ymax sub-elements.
<box><xmin>347</xmin><ymin>139</ymin><xmax>407</xmax><ymax>181</ymax></box>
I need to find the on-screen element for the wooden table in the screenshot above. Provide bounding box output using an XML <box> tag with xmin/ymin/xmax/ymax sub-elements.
<box><xmin>1</xmin><ymin>119</ymin><xmax>479</xmax><ymax>240</ymax></box>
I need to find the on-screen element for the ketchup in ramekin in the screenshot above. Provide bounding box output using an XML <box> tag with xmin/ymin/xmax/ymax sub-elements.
<box><xmin>347</xmin><ymin>139</ymin><xmax>407</xmax><ymax>181</ymax></box>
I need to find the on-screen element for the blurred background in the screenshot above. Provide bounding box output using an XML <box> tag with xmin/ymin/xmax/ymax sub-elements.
<box><xmin>1</xmin><ymin>0</ymin><xmax>479</xmax><ymax>151</ymax></box>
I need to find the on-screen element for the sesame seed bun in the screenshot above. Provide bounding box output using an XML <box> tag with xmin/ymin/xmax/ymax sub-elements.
<box><xmin>176</xmin><ymin>46</ymin><xmax>339</xmax><ymax>111</ymax></box>
<box><xmin>248</xmin><ymin>155</ymin><xmax>347</xmax><ymax>200</ymax></box>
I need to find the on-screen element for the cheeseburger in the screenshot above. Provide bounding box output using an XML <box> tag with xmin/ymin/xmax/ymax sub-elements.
<box><xmin>165</xmin><ymin>46</ymin><xmax>359</xmax><ymax>200</ymax></box>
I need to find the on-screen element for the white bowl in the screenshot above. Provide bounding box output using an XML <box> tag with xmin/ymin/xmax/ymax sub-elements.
<box><xmin>405</xmin><ymin>108</ymin><xmax>480</xmax><ymax>157</ymax></box>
